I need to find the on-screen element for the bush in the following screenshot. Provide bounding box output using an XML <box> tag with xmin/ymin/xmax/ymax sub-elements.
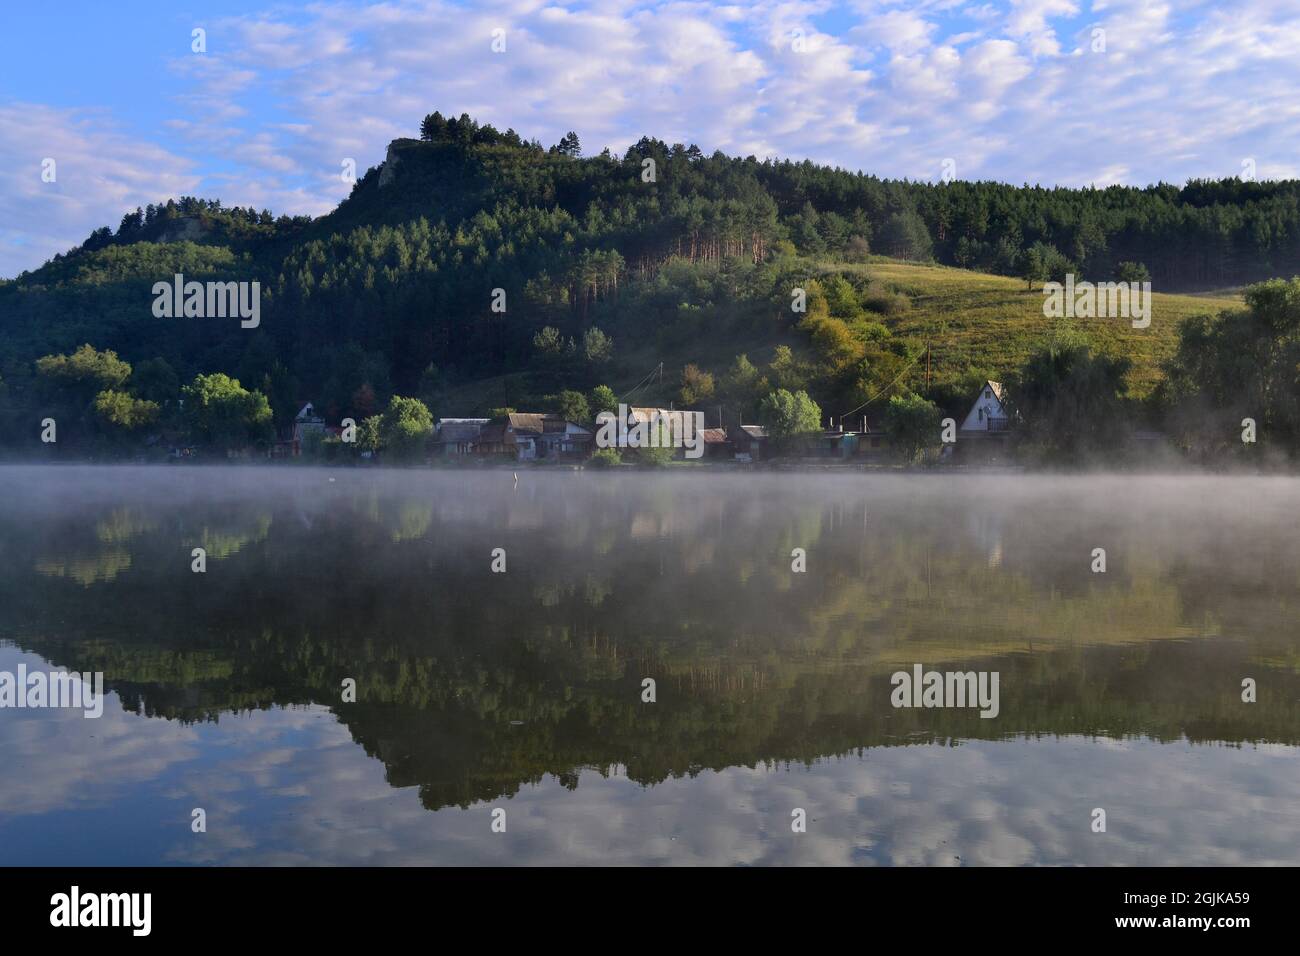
<box><xmin>588</xmin><ymin>447</ymin><xmax>623</xmax><ymax>468</ymax></box>
<box><xmin>863</xmin><ymin>291</ymin><xmax>910</xmax><ymax>316</ymax></box>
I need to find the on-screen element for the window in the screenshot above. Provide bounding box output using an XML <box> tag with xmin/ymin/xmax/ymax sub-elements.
<box><xmin>984</xmin><ymin>389</ymin><xmax>992</xmax><ymax>399</ymax></box>
<box><xmin>978</xmin><ymin>408</ymin><xmax>984</xmax><ymax>421</ymax></box>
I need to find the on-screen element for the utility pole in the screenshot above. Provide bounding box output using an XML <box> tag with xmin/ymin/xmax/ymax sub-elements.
<box><xmin>926</xmin><ymin>342</ymin><xmax>931</xmax><ymax>390</ymax></box>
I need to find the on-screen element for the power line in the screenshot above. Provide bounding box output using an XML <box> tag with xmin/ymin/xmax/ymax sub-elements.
<box><xmin>838</xmin><ymin>346</ymin><xmax>927</xmax><ymax>422</ymax></box>
<box><xmin>619</xmin><ymin>361</ymin><xmax>663</xmax><ymax>402</ymax></box>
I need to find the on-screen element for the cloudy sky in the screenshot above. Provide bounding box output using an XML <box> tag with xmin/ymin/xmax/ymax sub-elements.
<box><xmin>2</xmin><ymin>0</ymin><xmax>1298</xmax><ymax>279</ymax></box>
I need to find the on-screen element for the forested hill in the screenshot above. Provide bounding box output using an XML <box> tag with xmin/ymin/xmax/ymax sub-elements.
<box><xmin>1</xmin><ymin>110</ymin><xmax>1297</xmax><ymax>438</ymax></box>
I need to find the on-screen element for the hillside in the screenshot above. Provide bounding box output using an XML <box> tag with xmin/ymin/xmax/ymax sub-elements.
<box><xmin>0</xmin><ymin>111</ymin><xmax>1286</xmax><ymax>442</ymax></box>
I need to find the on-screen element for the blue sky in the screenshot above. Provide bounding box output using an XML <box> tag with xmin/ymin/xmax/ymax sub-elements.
<box><xmin>3</xmin><ymin>0</ymin><xmax>1299</xmax><ymax>278</ymax></box>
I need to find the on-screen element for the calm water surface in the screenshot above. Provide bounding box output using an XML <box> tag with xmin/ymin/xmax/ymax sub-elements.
<box><xmin>0</xmin><ymin>466</ymin><xmax>1297</xmax><ymax>865</ymax></box>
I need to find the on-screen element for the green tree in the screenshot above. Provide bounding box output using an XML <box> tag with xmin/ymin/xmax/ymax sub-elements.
<box><xmin>721</xmin><ymin>354</ymin><xmax>768</xmax><ymax>419</ymax></box>
<box><xmin>758</xmin><ymin>388</ymin><xmax>822</xmax><ymax>443</ymax></box>
<box><xmin>679</xmin><ymin>363</ymin><xmax>715</xmax><ymax>406</ymax></box>
<box><xmin>1116</xmin><ymin>261</ymin><xmax>1151</xmax><ymax>284</ymax></box>
<box><xmin>883</xmin><ymin>394</ymin><xmax>942</xmax><ymax>463</ymax></box>
<box><xmin>418</xmin><ymin>363</ymin><xmax>443</xmax><ymax>405</ymax></box>
<box><xmin>94</xmin><ymin>390</ymin><xmax>160</xmax><ymax>431</ymax></box>
<box><xmin>589</xmin><ymin>385</ymin><xmax>618</xmax><ymax>417</ymax></box>
<box><xmin>555</xmin><ymin>132</ymin><xmax>581</xmax><ymax>157</ymax></box>
<box><xmin>1022</xmin><ymin>241</ymin><xmax>1074</xmax><ymax>289</ymax></box>
<box><xmin>768</xmin><ymin>346</ymin><xmax>806</xmax><ymax>392</ymax></box>
<box><xmin>878</xmin><ymin>210</ymin><xmax>932</xmax><ymax>261</ymax></box>
<box><xmin>583</xmin><ymin>327</ymin><xmax>614</xmax><ymax>363</ymax></box>
<box><xmin>358</xmin><ymin>415</ymin><xmax>383</xmax><ymax>454</ymax></box>
<box><xmin>588</xmin><ymin>447</ymin><xmax>623</xmax><ymax>468</ymax></box>
<box><xmin>533</xmin><ymin>326</ymin><xmax>563</xmax><ymax>356</ymax></box>
<box><xmin>131</xmin><ymin>358</ymin><xmax>180</xmax><ymax>407</ymax></box>
<box><xmin>36</xmin><ymin>344</ymin><xmax>131</xmax><ymax>401</ymax></box>
<box><xmin>1009</xmin><ymin>344</ymin><xmax>1131</xmax><ymax>461</ymax></box>
<box><xmin>1161</xmin><ymin>277</ymin><xmax>1300</xmax><ymax>457</ymax></box>
<box><xmin>182</xmin><ymin>373</ymin><xmax>274</xmax><ymax>450</ymax></box>
<box><xmin>555</xmin><ymin>389</ymin><xmax>590</xmax><ymax>423</ymax></box>
<box><xmin>379</xmin><ymin>395</ymin><xmax>434</xmax><ymax>460</ymax></box>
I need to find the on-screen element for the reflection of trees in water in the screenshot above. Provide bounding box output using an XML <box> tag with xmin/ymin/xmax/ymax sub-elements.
<box><xmin>193</xmin><ymin>511</ymin><xmax>273</xmax><ymax>560</ymax></box>
<box><xmin>96</xmin><ymin>507</ymin><xmax>159</xmax><ymax>544</ymax></box>
<box><xmin>1</xmin><ymin>473</ymin><xmax>1298</xmax><ymax>811</ymax></box>
<box><xmin>35</xmin><ymin>549</ymin><xmax>132</xmax><ymax>586</ymax></box>
<box><xmin>29</xmin><ymin>506</ymin><xmax>157</xmax><ymax>585</ymax></box>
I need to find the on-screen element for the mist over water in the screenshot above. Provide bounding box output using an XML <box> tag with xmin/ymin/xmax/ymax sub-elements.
<box><xmin>0</xmin><ymin>465</ymin><xmax>1297</xmax><ymax>865</ymax></box>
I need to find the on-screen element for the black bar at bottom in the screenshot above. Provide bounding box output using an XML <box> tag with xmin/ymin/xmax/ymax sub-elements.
<box><xmin>0</xmin><ymin>866</ymin><xmax>1278</xmax><ymax>941</ymax></box>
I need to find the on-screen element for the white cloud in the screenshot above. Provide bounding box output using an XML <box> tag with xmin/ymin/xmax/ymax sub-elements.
<box><xmin>0</xmin><ymin>103</ymin><xmax>200</xmax><ymax>279</ymax></box>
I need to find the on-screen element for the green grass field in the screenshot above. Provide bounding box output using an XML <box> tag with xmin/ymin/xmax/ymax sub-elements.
<box><xmin>857</xmin><ymin>260</ymin><xmax>1242</xmax><ymax>397</ymax></box>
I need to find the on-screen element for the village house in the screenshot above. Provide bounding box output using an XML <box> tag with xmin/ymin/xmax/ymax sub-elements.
<box><xmin>477</xmin><ymin>413</ymin><xmax>594</xmax><ymax>461</ymax></box>
<box><xmin>811</xmin><ymin>417</ymin><xmax>862</xmax><ymax>459</ymax></box>
<box><xmin>293</xmin><ymin>402</ymin><xmax>327</xmax><ymax>445</ymax></box>
<box><xmin>855</xmin><ymin>412</ymin><xmax>891</xmax><ymax>460</ymax></box>
<box><xmin>959</xmin><ymin>381</ymin><xmax>1011</xmax><ymax>436</ymax></box>
<box><xmin>731</xmin><ymin>424</ymin><xmax>768</xmax><ymax>461</ymax></box>
<box><xmin>600</xmin><ymin>406</ymin><xmax>708</xmax><ymax>460</ymax></box>
<box><xmin>267</xmin><ymin>401</ymin><xmax>344</xmax><ymax>457</ymax></box>
<box><xmin>432</xmin><ymin>418</ymin><xmax>488</xmax><ymax>457</ymax></box>
<box><xmin>701</xmin><ymin>427</ymin><xmax>733</xmax><ymax>459</ymax></box>
<box><xmin>955</xmin><ymin>380</ymin><xmax>1013</xmax><ymax>461</ymax></box>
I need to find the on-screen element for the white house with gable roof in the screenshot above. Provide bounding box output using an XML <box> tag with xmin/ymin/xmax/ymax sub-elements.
<box><xmin>959</xmin><ymin>381</ymin><xmax>1011</xmax><ymax>435</ymax></box>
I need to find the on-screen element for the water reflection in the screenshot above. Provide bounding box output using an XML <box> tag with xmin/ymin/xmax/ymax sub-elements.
<box><xmin>0</xmin><ymin>466</ymin><xmax>1297</xmax><ymax>864</ymax></box>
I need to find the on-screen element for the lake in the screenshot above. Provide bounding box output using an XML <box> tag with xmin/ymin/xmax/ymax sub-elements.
<box><xmin>0</xmin><ymin>465</ymin><xmax>1297</xmax><ymax>865</ymax></box>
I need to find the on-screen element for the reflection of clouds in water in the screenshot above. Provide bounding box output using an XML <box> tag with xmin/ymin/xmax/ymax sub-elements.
<box><xmin>0</xmin><ymin>648</ymin><xmax>200</xmax><ymax>817</ymax></box>
<box><xmin>156</xmin><ymin>729</ymin><xmax>1300</xmax><ymax>866</ymax></box>
<box><xmin>4</xmin><ymin>641</ymin><xmax>1295</xmax><ymax>865</ymax></box>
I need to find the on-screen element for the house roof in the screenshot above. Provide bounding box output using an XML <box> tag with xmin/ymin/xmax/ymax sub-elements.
<box><xmin>488</xmin><ymin>412</ymin><xmax>543</xmax><ymax>434</ymax></box>
<box><xmin>738</xmin><ymin>425</ymin><xmax>768</xmax><ymax>439</ymax></box>
<box><xmin>701</xmin><ymin>428</ymin><xmax>729</xmax><ymax>443</ymax></box>
<box><xmin>628</xmin><ymin>406</ymin><xmax>667</xmax><ymax>422</ymax></box>
<box><xmin>985</xmin><ymin>381</ymin><xmax>1006</xmax><ymax>401</ymax></box>
<box><xmin>486</xmin><ymin>413</ymin><xmax>592</xmax><ymax>439</ymax></box>
<box><xmin>436</xmin><ymin>419</ymin><xmax>488</xmax><ymax>443</ymax></box>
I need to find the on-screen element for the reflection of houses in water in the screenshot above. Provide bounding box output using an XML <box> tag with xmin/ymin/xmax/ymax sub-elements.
<box><xmin>964</xmin><ymin>508</ymin><xmax>1007</xmax><ymax>569</ymax></box>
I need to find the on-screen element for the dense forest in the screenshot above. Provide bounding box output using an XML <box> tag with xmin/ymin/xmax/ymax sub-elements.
<box><xmin>1</xmin><ymin>110</ymin><xmax>1298</xmax><ymax>461</ymax></box>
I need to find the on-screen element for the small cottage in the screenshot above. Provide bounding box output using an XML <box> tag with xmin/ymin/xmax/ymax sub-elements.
<box><xmin>433</xmin><ymin>418</ymin><xmax>489</xmax><ymax>457</ymax></box>
<box><xmin>959</xmin><ymin>381</ymin><xmax>1011</xmax><ymax>436</ymax></box>
<box><xmin>478</xmin><ymin>413</ymin><xmax>593</xmax><ymax>461</ymax></box>
<box><xmin>732</xmin><ymin>424</ymin><xmax>768</xmax><ymax>461</ymax></box>
<box><xmin>956</xmin><ymin>380</ymin><xmax>1013</xmax><ymax>462</ymax></box>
